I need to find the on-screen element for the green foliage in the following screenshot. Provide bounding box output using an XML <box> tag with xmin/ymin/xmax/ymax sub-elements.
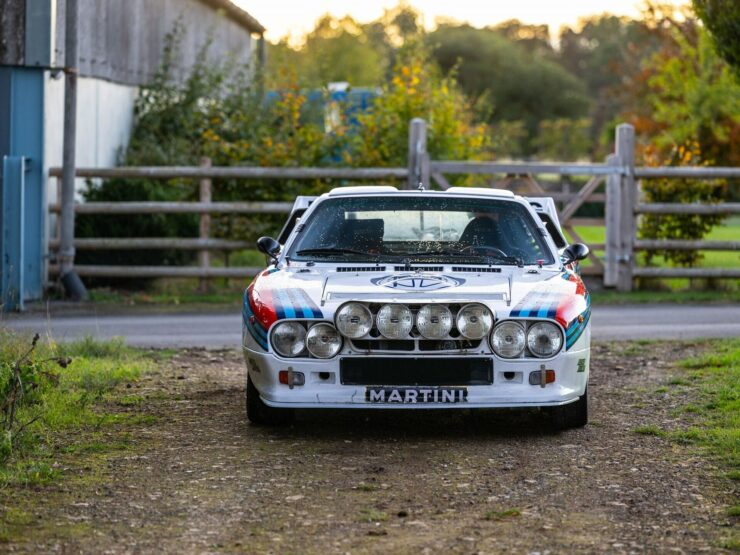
<box><xmin>349</xmin><ymin>41</ymin><xmax>490</xmax><ymax>169</ymax></box>
<box><xmin>640</xmin><ymin>144</ymin><xmax>728</xmax><ymax>267</ymax></box>
<box><xmin>489</xmin><ymin>120</ymin><xmax>527</xmax><ymax>159</ymax></box>
<box><xmin>693</xmin><ymin>0</ymin><xmax>740</xmax><ymax>74</ymax></box>
<box><xmin>533</xmin><ymin>118</ymin><xmax>591</xmax><ymax>161</ymax></box>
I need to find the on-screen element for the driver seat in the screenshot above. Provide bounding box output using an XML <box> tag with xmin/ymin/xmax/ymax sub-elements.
<box><xmin>459</xmin><ymin>217</ymin><xmax>503</xmax><ymax>248</ymax></box>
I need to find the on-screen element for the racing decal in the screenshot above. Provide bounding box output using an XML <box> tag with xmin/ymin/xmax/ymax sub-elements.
<box><xmin>273</xmin><ymin>287</ymin><xmax>324</xmax><ymax>319</ymax></box>
<box><xmin>244</xmin><ymin>276</ymin><xmax>324</xmax><ymax>350</ymax></box>
<box><xmin>509</xmin><ymin>271</ymin><xmax>590</xmax><ymax>350</ymax></box>
<box><xmin>243</xmin><ymin>290</ymin><xmax>269</xmax><ymax>350</ymax></box>
<box><xmin>509</xmin><ymin>285</ymin><xmax>563</xmax><ymax>319</ymax></box>
<box><xmin>565</xmin><ymin>306</ymin><xmax>591</xmax><ymax>350</ymax></box>
<box><xmin>371</xmin><ymin>274</ymin><xmax>465</xmax><ymax>291</ymax></box>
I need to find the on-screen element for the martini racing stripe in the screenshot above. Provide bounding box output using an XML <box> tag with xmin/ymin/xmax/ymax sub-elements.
<box><xmin>243</xmin><ymin>295</ymin><xmax>268</xmax><ymax>350</ymax></box>
<box><xmin>565</xmin><ymin>307</ymin><xmax>591</xmax><ymax>349</ymax></box>
<box><xmin>510</xmin><ymin>287</ymin><xmax>561</xmax><ymax>318</ymax></box>
<box><xmin>272</xmin><ymin>288</ymin><xmax>324</xmax><ymax>319</ymax></box>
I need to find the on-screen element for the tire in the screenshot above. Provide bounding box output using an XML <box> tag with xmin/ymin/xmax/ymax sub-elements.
<box><xmin>246</xmin><ymin>374</ymin><xmax>294</xmax><ymax>426</ymax></box>
<box><xmin>548</xmin><ymin>387</ymin><xmax>588</xmax><ymax>431</ymax></box>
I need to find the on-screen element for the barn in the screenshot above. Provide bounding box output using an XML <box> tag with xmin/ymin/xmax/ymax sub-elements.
<box><xmin>0</xmin><ymin>0</ymin><xmax>265</xmax><ymax>310</ymax></box>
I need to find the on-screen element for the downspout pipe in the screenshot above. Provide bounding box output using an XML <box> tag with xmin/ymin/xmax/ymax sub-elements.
<box><xmin>59</xmin><ymin>0</ymin><xmax>87</xmax><ymax>300</ymax></box>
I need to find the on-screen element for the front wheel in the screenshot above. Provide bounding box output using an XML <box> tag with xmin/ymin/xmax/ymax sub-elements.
<box><xmin>246</xmin><ymin>374</ymin><xmax>294</xmax><ymax>426</ymax></box>
<box><xmin>547</xmin><ymin>387</ymin><xmax>588</xmax><ymax>430</ymax></box>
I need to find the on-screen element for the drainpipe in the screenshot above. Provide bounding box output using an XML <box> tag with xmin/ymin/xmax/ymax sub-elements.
<box><xmin>59</xmin><ymin>0</ymin><xmax>87</xmax><ymax>300</ymax></box>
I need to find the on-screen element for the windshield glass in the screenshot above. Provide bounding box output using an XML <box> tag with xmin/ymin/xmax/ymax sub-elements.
<box><xmin>287</xmin><ymin>196</ymin><xmax>554</xmax><ymax>265</ymax></box>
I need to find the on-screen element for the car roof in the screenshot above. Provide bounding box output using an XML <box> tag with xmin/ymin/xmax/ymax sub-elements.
<box><xmin>326</xmin><ymin>186</ymin><xmax>516</xmax><ymax>199</ymax></box>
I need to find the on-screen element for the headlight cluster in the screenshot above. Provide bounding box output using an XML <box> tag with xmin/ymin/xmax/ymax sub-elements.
<box><xmin>335</xmin><ymin>302</ymin><xmax>494</xmax><ymax>340</ymax></box>
<box><xmin>491</xmin><ymin>320</ymin><xmax>562</xmax><ymax>359</ymax></box>
<box><xmin>271</xmin><ymin>321</ymin><xmax>342</xmax><ymax>359</ymax></box>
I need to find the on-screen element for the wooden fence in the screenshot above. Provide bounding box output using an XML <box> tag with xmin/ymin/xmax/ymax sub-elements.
<box><xmin>47</xmin><ymin>119</ymin><xmax>739</xmax><ymax>291</ymax></box>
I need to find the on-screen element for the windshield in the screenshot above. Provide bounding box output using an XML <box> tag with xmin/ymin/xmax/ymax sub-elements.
<box><xmin>287</xmin><ymin>196</ymin><xmax>555</xmax><ymax>265</ymax></box>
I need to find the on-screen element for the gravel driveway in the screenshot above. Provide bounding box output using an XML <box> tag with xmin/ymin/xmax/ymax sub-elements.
<box><xmin>2</xmin><ymin>341</ymin><xmax>736</xmax><ymax>553</ymax></box>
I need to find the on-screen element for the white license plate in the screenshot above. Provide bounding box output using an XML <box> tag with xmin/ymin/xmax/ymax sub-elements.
<box><xmin>365</xmin><ymin>387</ymin><xmax>468</xmax><ymax>404</ymax></box>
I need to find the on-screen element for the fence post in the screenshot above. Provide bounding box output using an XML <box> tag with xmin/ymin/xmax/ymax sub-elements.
<box><xmin>407</xmin><ymin>118</ymin><xmax>429</xmax><ymax>190</ymax></box>
<box><xmin>198</xmin><ymin>157</ymin><xmax>212</xmax><ymax>292</ymax></box>
<box><xmin>615</xmin><ymin>124</ymin><xmax>636</xmax><ymax>292</ymax></box>
<box><xmin>604</xmin><ymin>154</ymin><xmax>620</xmax><ymax>288</ymax></box>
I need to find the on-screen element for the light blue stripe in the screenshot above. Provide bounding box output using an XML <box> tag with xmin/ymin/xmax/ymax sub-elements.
<box><xmin>276</xmin><ymin>289</ymin><xmax>296</xmax><ymax>318</ymax></box>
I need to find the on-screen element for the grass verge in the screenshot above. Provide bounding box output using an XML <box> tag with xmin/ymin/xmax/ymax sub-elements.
<box><xmin>0</xmin><ymin>331</ymin><xmax>153</xmax><ymax>487</ymax></box>
<box><xmin>631</xmin><ymin>339</ymin><xmax>739</xmax><ymax>549</ymax></box>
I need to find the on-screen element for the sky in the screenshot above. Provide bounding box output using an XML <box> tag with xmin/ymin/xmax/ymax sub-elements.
<box><xmin>239</xmin><ymin>0</ymin><xmax>649</xmax><ymax>42</ymax></box>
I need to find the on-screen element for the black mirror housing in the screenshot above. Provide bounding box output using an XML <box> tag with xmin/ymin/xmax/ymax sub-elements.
<box><xmin>257</xmin><ymin>236</ymin><xmax>281</xmax><ymax>261</ymax></box>
<box><xmin>562</xmin><ymin>243</ymin><xmax>589</xmax><ymax>266</ymax></box>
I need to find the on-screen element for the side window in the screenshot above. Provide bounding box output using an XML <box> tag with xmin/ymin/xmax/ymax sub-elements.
<box><xmin>537</xmin><ymin>214</ymin><xmax>567</xmax><ymax>249</ymax></box>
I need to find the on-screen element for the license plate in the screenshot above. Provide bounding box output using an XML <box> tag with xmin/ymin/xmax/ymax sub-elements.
<box><xmin>365</xmin><ymin>387</ymin><xmax>468</xmax><ymax>404</ymax></box>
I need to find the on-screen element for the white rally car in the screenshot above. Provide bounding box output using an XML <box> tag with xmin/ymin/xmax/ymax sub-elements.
<box><xmin>242</xmin><ymin>186</ymin><xmax>591</xmax><ymax>429</ymax></box>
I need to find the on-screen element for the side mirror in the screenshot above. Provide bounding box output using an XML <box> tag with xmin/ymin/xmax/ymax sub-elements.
<box><xmin>561</xmin><ymin>243</ymin><xmax>589</xmax><ymax>266</ymax></box>
<box><xmin>257</xmin><ymin>236</ymin><xmax>281</xmax><ymax>262</ymax></box>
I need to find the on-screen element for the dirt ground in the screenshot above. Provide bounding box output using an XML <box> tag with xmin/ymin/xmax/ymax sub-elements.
<box><xmin>2</xmin><ymin>342</ymin><xmax>737</xmax><ymax>554</ymax></box>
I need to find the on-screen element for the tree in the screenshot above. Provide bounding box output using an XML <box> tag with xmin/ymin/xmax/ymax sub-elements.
<box><xmin>693</xmin><ymin>0</ymin><xmax>740</xmax><ymax>73</ymax></box>
<box><xmin>534</xmin><ymin>119</ymin><xmax>592</xmax><ymax>161</ymax></box>
<box><xmin>557</xmin><ymin>15</ymin><xmax>663</xmax><ymax>151</ymax></box>
<box><xmin>428</xmin><ymin>24</ymin><xmax>590</xmax><ymax>155</ymax></box>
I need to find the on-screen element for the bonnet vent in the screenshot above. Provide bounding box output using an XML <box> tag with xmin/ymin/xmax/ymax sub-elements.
<box><xmin>393</xmin><ymin>266</ymin><xmax>444</xmax><ymax>272</ymax></box>
<box><xmin>336</xmin><ymin>266</ymin><xmax>386</xmax><ymax>272</ymax></box>
<box><xmin>451</xmin><ymin>266</ymin><xmax>502</xmax><ymax>273</ymax></box>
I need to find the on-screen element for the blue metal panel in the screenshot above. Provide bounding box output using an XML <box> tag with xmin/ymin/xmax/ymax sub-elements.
<box><xmin>1</xmin><ymin>156</ymin><xmax>26</xmax><ymax>311</ymax></box>
<box><xmin>0</xmin><ymin>67</ymin><xmax>45</xmax><ymax>310</ymax></box>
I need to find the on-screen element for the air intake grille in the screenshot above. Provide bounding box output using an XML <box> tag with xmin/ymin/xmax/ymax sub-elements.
<box><xmin>393</xmin><ymin>266</ymin><xmax>444</xmax><ymax>272</ymax></box>
<box><xmin>451</xmin><ymin>266</ymin><xmax>502</xmax><ymax>273</ymax></box>
<box><xmin>336</xmin><ymin>266</ymin><xmax>386</xmax><ymax>272</ymax></box>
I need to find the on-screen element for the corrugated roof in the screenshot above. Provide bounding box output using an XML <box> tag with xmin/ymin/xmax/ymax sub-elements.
<box><xmin>198</xmin><ymin>0</ymin><xmax>265</xmax><ymax>34</ymax></box>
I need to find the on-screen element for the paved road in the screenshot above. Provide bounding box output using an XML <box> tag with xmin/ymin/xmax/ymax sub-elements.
<box><xmin>2</xmin><ymin>304</ymin><xmax>738</xmax><ymax>348</ymax></box>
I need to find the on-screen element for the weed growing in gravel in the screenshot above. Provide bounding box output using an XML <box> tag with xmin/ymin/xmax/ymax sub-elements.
<box><xmin>359</xmin><ymin>508</ymin><xmax>388</xmax><ymax>522</ymax></box>
<box><xmin>632</xmin><ymin>425</ymin><xmax>664</xmax><ymax>436</ymax></box>
<box><xmin>484</xmin><ymin>508</ymin><xmax>521</xmax><ymax>520</ymax></box>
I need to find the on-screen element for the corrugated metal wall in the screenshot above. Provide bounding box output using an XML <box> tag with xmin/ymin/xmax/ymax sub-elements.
<box><xmin>52</xmin><ymin>0</ymin><xmax>255</xmax><ymax>86</ymax></box>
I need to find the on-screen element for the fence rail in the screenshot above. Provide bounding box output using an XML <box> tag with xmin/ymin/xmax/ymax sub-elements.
<box><xmin>46</xmin><ymin>119</ymin><xmax>740</xmax><ymax>291</ymax></box>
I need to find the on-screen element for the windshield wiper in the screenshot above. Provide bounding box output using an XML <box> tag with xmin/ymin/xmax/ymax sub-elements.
<box><xmin>483</xmin><ymin>255</ymin><xmax>524</xmax><ymax>267</ymax></box>
<box><xmin>390</xmin><ymin>249</ymin><xmax>524</xmax><ymax>267</ymax></box>
<box><xmin>296</xmin><ymin>247</ymin><xmax>373</xmax><ymax>257</ymax></box>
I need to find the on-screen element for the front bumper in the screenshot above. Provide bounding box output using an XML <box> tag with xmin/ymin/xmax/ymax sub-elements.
<box><xmin>243</xmin><ymin>338</ymin><xmax>590</xmax><ymax>410</ymax></box>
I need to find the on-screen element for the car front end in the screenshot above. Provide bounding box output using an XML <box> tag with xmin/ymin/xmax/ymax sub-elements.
<box><xmin>242</xmin><ymin>187</ymin><xmax>591</xmax><ymax>428</ymax></box>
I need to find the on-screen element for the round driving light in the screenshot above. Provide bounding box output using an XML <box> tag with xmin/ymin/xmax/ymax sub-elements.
<box><xmin>306</xmin><ymin>323</ymin><xmax>342</xmax><ymax>358</ymax></box>
<box><xmin>491</xmin><ymin>321</ymin><xmax>525</xmax><ymax>358</ymax></box>
<box><xmin>416</xmin><ymin>304</ymin><xmax>453</xmax><ymax>339</ymax></box>
<box><xmin>335</xmin><ymin>303</ymin><xmax>373</xmax><ymax>339</ymax></box>
<box><xmin>456</xmin><ymin>303</ymin><xmax>494</xmax><ymax>340</ymax></box>
<box><xmin>376</xmin><ymin>304</ymin><xmax>413</xmax><ymax>339</ymax></box>
<box><xmin>271</xmin><ymin>321</ymin><xmax>306</xmax><ymax>357</ymax></box>
<box><xmin>526</xmin><ymin>321</ymin><xmax>563</xmax><ymax>358</ymax></box>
